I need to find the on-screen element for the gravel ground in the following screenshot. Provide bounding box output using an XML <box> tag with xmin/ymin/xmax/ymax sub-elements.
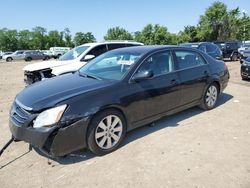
<box><xmin>0</xmin><ymin>60</ymin><xmax>250</xmax><ymax>188</ymax></box>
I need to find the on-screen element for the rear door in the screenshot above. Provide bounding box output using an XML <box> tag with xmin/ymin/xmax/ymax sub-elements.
<box><xmin>174</xmin><ymin>50</ymin><xmax>210</xmax><ymax>106</ymax></box>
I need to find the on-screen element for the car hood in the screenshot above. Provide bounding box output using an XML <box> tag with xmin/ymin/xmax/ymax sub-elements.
<box><xmin>51</xmin><ymin>61</ymin><xmax>87</xmax><ymax>75</ymax></box>
<box><xmin>16</xmin><ymin>73</ymin><xmax>115</xmax><ymax>111</ymax></box>
<box><xmin>23</xmin><ymin>59</ymin><xmax>76</xmax><ymax>72</ymax></box>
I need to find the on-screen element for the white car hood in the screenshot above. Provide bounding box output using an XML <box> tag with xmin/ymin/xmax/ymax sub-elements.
<box><xmin>23</xmin><ymin>60</ymin><xmax>75</xmax><ymax>72</ymax></box>
<box><xmin>51</xmin><ymin>61</ymin><xmax>87</xmax><ymax>75</ymax></box>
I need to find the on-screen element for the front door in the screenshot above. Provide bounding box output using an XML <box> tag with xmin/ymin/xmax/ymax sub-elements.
<box><xmin>126</xmin><ymin>50</ymin><xmax>181</xmax><ymax>124</ymax></box>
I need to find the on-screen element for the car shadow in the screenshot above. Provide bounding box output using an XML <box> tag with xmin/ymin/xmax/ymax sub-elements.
<box><xmin>46</xmin><ymin>93</ymin><xmax>233</xmax><ymax>165</ymax></box>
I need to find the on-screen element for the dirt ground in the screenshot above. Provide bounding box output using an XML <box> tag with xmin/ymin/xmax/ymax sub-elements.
<box><xmin>0</xmin><ymin>60</ymin><xmax>250</xmax><ymax>188</ymax></box>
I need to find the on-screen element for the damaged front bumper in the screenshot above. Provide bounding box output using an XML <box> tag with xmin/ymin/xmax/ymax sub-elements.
<box><xmin>9</xmin><ymin>118</ymin><xmax>89</xmax><ymax>157</ymax></box>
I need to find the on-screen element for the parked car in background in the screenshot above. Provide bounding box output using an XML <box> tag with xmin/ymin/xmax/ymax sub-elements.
<box><xmin>241</xmin><ymin>57</ymin><xmax>250</xmax><ymax>80</ymax></box>
<box><xmin>9</xmin><ymin>46</ymin><xmax>229</xmax><ymax>157</ymax></box>
<box><xmin>215</xmin><ymin>41</ymin><xmax>242</xmax><ymax>61</ymax></box>
<box><xmin>0</xmin><ymin>52</ymin><xmax>13</xmax><ymax>60</ymax></box>
<box><xmin>180</xmin><ymin>42</ymin><xmax>223</xmax><ymax>60</ymax></box>
<box><xmin>2</xmin><ymin>50</ymin><xmax>26</xmax><ymax>62</ymax></box>
<box><xmin>23</xmin><ymin>41</ymin><xmax>143</xmax><ymax>85</ymax></box>
<box><xmin>24</xmin><ymin>51</ymin><xmax>50</xmax><ymax>61</ymax></box>
<box><xmin>50</xmin><ymin>47</ymin><xmax>70</xmax><ymax>58</ymax></box>
<box><xmin>238</xmin><ymin>43</ymin><xmax>250</xmax><ymax>54</ymax></box>
<box><xmin>239</xmin><ymin>47</ymin><xmax>250</xmax><ymax>63</ymax></box>
<box><xmin>41</xmin><ymin>50</ymin><xmax>53</xmax><ymax>59</ymax></box>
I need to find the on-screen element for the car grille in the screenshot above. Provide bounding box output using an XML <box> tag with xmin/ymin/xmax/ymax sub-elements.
<box><xmin>10</xmin><ymin>101</ymin><xmax>31</xmax><ymax>127</ymax></box>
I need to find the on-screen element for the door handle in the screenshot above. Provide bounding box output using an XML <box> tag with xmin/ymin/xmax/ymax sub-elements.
<box><xmin>171</xmin><ymin>79</ymin><xmax>179</xmax><ymax>85</ymax></box>
<box><xmin>204</xmin><ymin>71</ymin><xmax>209</xmax><ymax>76</ymax></box>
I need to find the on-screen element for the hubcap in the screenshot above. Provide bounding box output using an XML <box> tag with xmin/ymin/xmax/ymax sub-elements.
<box><xmin>95</xmin><ymin>115</ymin><xmax>123</xmax><ymax>149</ymax></box>
<box><xmin>206</xmin><ymin>85</ymin><xmax>218</xmax><ymax>108</ymax></box>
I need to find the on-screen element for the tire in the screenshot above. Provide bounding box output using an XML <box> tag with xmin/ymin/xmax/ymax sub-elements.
<box><xmin>26</xmin><ymin>57</ymin><xmax>32</xmax><ymax>62</ymax></box>
<box><xmin>199</xmin><ymin>83</ymin><xmax>219</xmax><ymax>110</ymax></box>
<box><xmin>87</xmin><ymin>109</ymin><xmax>126</xmax><ymax>156</ymax></box>
<box><xmin>230</xmin><ymin>54</ymin><xmax>237</xmax><ymax>61</ymax></box>
<box><xmin>6</xmin><ymin>57</ymin><xmax>13</xmax><ymax>62</ymax></box>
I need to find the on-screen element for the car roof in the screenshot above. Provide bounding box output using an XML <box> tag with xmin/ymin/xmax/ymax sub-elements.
<box><xmin>105</xmin><ymin>45</ymin><xmax>198</xmax><ymax>55</ymax></box>
<box><xmin>79</xmin><ymin>41</ymin><xmax>144</xmax><ymax>47</ymax></box>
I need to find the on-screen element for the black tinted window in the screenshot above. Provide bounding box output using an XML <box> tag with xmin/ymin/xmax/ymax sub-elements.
<box><xmin>87</xmin><ymin>45</ymin><xmax>107</xmax><ymax>57</ymax></box>
<box><xmin>107</xmin><ymin>44</ymin><xmax>126</xmax><ymax>50</ymax></box>
<box><xmin>137</xmin><ymin>51</ymin><xmax>174</xmax><ymax>76</ymax></box>
<box><xmin>175</xmin><ymin>51</ymin><xmax>205</xmax><ymax>70</ymax></box>
<box><xmin>206</xmin><ymin>44</ymin><xmax>216</xmax><ymax>52</ymax></box>
<box><xmin>126</xmin><ymin>44</ymin><xmax>140</xmax><ymax>47</ymax></box>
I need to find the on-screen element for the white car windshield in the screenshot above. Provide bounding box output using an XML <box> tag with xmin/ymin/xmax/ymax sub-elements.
<box><xmin>59</xmin><ymin>46</ymin><xmax>90</xmax><ymax>61</ymax></box>
<box><xmin>79</xmin><ymin>51</ymin><xmax>141</xmax><ymax>81</ymax></box>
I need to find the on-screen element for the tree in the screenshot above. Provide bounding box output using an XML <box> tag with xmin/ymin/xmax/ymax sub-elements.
<box><xmin>30</xmin><ymin>26</ymin><xmax>47</xmax><ymax>49</ymax></box>
<box><xmin>104</xmin><ymin>27</ymin><xmax>133</xmax><ymax>40</ymax></box>
<box><xmin>196</xmin><ymin>1</ymin><xmax>247</xmax><ymax>42</ymax></box>
<box><xmin>63</xmin><ymin>28</ymin><xmax>73</xmax><ymax>47</ymax></box>
<box><xmin>46</xmin><ymin>30</ymin><xmax>63</xmax><ymax>48</ymax></box>
<box><xmin>134</xmin><ymin>24</ymin><xmax>173</xmax><ymax>45</ymax></box>
<box><xmin>73</xmin><ymin>32</ymin><xmax>96</xmax><ymax>46</ymax></box>
<box><xmin>0</xmin><ymin>28</ymin><xmax>18</xmax><ymax>51</ymax></box>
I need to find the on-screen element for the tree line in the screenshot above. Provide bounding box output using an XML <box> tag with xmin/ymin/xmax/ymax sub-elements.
<box><xmin>0</xmin><ymin>1</ymin><xmax>250</xmax><ymax>52</ymax></box>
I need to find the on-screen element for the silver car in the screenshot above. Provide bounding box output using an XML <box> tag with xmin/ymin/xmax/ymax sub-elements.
<box><xmin>3</xmin><ymin>50</ymin><xmax>26</xmax><ymax>62</ymax></box>
<box><xmin>24</xmin><ymin>51</ymin><xmax>50</xmax><ymax>61</ymax></box>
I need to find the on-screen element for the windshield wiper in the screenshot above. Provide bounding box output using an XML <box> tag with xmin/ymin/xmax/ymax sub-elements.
<box><xmin>79</xmin><ymin>72</ymin><xmax>102</xmax><ymax>80</ymax></box>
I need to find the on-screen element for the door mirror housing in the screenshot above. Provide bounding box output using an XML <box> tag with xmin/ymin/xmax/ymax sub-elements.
<box><xmin>131</xmin><ymin>70</ymin><xmax>154</xmax><ymax>82</ymax></box>
<box><xmin>83</xmin><ymin>54</ymin><xmax>95</xmax><ymax>61</ymax></box>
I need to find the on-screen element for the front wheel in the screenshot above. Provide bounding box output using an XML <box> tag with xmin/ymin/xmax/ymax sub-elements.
<box><xmin>87</xmin><ymin>109</ymin><xmax>126</xmax><ymax>156</ymax></box>
<box><xmin>199</xmin><ymin>83</ymin><xmax>219</xmax><ymax>110</ymax></box>
<box><xmin>6</xmin><ymin>57</ymin><xmax>13</xmax><ymax>62</ymax></box>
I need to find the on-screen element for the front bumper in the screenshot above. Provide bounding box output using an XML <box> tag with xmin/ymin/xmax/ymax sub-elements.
<box><xmin>241</xmin><ymin>65</ymin><xmax>250</xmax><ymax>79</ymax></box>
<box><xmin>9</xmin><ymin>116</ymin><xmax>89</xmax><ymax>157</ymax></box>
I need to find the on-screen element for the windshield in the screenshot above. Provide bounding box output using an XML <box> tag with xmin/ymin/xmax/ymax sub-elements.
<box><xmin>79</xmin><ymin>51</ymin><xmax>142</xmax><ymax>81</ymax></box>
<box><xmin>59</xmin><ymin>46</ymin><xmax>89</xmax><ymax>61</ymax></box>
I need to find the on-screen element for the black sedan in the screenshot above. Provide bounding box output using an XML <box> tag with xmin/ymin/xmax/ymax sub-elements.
<box><xmin>241</xmin><ymin>57</ymin><xmax>250</xmax><ymax>80</ymax></box>
<box><xmin>9</xmin><ymin>46</ymin><xmax>229</xmax><ymax>157</ymax></box>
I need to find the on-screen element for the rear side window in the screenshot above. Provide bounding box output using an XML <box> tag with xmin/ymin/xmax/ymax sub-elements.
<box><xmin>175</xmin><ymin>51</ymin><xmax>206</xmax><ymax>70</ymax></box>
<box><xmin>126</xmin><ymin>44</ymin><xmax>141</xmax><ymax>47</ymax></box>
<box><xmin>87</xmin><ymin>44</ymin><xmax>107</xmax><ymax>57</ymax></box>
<box><xmin>137</xmin><ymin>51</ymin><xmax>174</xmax><ymax>76</ymax></box>
<box><xmin>107</xmin><ymin>44</ymin><xmax>126</xmax><ymax>50</ymax></box>
<box><xmin>206</xmin><ymin>44</ymin><xmax>216</xmax><ymax>52</ymax></box>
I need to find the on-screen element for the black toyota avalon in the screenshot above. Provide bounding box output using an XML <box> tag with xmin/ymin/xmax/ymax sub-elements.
<box><xmin>9</xmin><ymin>46</ymin><xmax>229</xmax><ymax>157</ymax></box>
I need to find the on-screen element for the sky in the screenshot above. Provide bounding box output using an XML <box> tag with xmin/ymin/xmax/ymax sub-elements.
<box><xmin>0</xmin><ymin>0</ymin><xmax>249</xmax><ymax>41</ymax></box>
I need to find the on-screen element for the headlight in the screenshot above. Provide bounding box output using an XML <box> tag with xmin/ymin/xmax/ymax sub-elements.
<box><xmin>33</xmin><ymin>104</ymin><xmax>67</xmax><ymax>128</ymax></box>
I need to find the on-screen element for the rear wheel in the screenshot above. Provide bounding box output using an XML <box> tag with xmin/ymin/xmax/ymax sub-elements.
<box><xmin>199</xmin><ymin>83</ymin><xmax>219</xmax><ymax>110</ymax></box>
<box><xmin>231</xmin><ymin>54</ymin><xmax>238</xmax><ymax>61</ymax></box>
<box><xmin>6</xmin><ymin>57</ymin><xmax>13</xmax><ymax>62</ymax></box>
<box><xmin>87</xmin><ymin>109</ymin><xmax>126</xmax><ymax>156</ymax></box>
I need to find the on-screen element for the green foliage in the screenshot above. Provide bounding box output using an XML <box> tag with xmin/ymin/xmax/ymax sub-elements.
<box><xmin>73</xmin><ymin>32</ymin><xmax>96</xmax><ymax>46</ymax></box>
<box><xmin>0</xmin><ymin>27</ymin><xmax>95</xmax><ymax>51</ymax></box>
<box><xmin>104</xmin><ymin>27</ymin><xmax>133</xmax><ymax>40</ymax></box>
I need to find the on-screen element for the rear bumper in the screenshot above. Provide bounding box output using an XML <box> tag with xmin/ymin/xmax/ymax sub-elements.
<box><xmin>9</xmin><ymin>118</ymin><xmax>89</xmax><ymax>157</ymax></box>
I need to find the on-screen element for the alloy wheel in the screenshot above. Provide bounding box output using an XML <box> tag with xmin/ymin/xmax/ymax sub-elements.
<box><xmin>95</xmin><ymin>115</ymin><xmax>123</xmax><ymax>150</ymax></box>
<box><xmin>205</xmin><ymin>85</ymin><xmax>218</xmax><ymax>108</ymax></box>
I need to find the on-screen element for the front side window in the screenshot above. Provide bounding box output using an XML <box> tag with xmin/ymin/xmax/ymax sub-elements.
<box><xmin>175</xmin><ymin>51</ymin><xmax>205</xmax><ymax>70</ymax></box>
<box><xmin>206</xmin><ymin>44</ymin><xmax>216</xmax><ymax>53</ymax></box>
<box><xmin>107</xmin><ymin>44</ymin><xmax>126</xmax><ymax>50</ymax></box>
<box><xmin>59</xmin><ymin>46</ymin><xmax>90</xmax><ymax>61</ymax></box>
<box><xmin>86</xmin><ymin>44</ymin><xmax>107</xmax><ymax>57</ymax></box>
<box><xmin>136</xmin><ymin>51</ymin><xmax>174</xmax><ymax>76</ymax></box>
<box><xmin>79</xmin><ymin>51</ymin><xmax>142</xmax><ymax>80</ymax></box>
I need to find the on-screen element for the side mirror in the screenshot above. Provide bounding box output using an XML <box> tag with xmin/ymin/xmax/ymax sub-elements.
<box><xmin>131</xmin><ymin>70</ymin><xmax>153</xmax><ymax>82</ymax></box>
<box><xmin>83</xmin><ymin>54</ymin><xmax>95</xmax><ymax>61</ymax></box>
